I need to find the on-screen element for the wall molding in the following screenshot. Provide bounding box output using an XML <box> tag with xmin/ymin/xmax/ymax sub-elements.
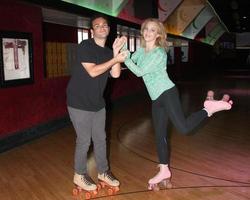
<box><xmin>0</xmin><ymin>116</ymin><xmax>71</xmax><ymax>153</ymax></box>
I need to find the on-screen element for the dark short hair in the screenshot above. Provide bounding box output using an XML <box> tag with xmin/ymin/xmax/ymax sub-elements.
<box><xmin>90</xmin><ymin>14</ymin><xmax>109</xmax><ymax>28</ymax></box>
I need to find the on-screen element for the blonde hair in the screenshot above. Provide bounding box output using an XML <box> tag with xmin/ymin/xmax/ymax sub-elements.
<box><xmin>140</xmin><ymin>18</ymin><xmax>168</xmax><ymax>50</ymax></box>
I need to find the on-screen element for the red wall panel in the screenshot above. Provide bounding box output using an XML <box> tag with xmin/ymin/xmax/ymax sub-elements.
<box><xmin>0</xmin><ymin>0</ymin><xmax>70</xmax><ymax>138</ymax></box>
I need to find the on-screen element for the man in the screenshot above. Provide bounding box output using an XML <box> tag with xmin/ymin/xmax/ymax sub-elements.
<box><xmin>67</xmin><ymin>14</ymin><xmax>127</xmax><ymax>192</ymax></box>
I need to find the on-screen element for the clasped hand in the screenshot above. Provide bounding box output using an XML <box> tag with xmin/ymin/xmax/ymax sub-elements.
<box><xmin>113</xmin><ymin>36</ymin><xmax>130</xmax><ymax>62</ymax></box>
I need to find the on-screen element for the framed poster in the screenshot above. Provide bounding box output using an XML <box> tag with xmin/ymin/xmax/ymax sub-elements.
<box><xmin>0</xmin><ymin>31</ymin><xmax>34</xmax><ymax>87</ymax></box>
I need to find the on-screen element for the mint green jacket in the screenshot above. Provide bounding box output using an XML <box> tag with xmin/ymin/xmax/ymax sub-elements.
<box><xmin>124</xmin><ymin>47</ymin><xmax>175</xmax><ymax>100</ymax></box>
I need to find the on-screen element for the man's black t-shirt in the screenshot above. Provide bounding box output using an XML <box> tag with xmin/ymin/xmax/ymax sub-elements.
<box><xmin>67</xmin><ymin>38</ymin><xmax>113</xmax><ymax>111</ymax></box>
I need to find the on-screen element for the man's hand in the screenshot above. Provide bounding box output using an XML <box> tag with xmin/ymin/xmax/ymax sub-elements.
<box><xmin>115</xmin><ymin>50</ymin><xmax>129</xmax><ymax>63</ymax></box>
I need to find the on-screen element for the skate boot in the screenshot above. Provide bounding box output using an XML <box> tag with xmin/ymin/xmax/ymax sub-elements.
<box><xmin>98</xmin><ymin>171</ymin><xmax>120</xmax><ymax>195</ymax></box>
<box><xmin>72</xmin><ymin>173</ymin><xmax>98</xmax><ymax>199</ymax></box>
<box><xmin>148</xmin><ymin>164</ymin><xmax>172</xmax><ymax>191</ymax></box>
<box><xmin>204</xmin><ymin>95</ymin><xmax>233</xmax><ymax>117</ymax></box>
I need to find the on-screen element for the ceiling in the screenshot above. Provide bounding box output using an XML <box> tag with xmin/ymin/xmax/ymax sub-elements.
<box><xmin>42</xmin><ymin>7</ymin><xmax>90</xmax><ymax>28</ymax></box>
<box><xmin>35</xmin><ymin>0</ymin><xmax>250</xmax><ymax>35</ymax></box>
<box><xmin>208</xmin><ymin>0</ymin><xmax>250</xmax><ymax>33</ymax></box>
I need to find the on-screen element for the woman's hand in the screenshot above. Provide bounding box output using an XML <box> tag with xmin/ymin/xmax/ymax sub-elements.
<box><xmin>113</xmin><ymin>36</ymin><xmax>127</xmax><ymax>56</ymax></box>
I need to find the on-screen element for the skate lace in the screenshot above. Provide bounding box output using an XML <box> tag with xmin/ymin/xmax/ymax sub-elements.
<box><xmin>105</xmin><ymin>171</ymin><xmax>116</xmax><ymax>181</ymax></box>
<box><xmin>81</xmin><ymin>174</ymin><xmax>95</xmax><ymax>186</ymax></box>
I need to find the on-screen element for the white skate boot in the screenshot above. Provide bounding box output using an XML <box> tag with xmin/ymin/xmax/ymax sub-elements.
<box><xmin>148</xmin><ymin>164</ymin><xmax>172</xmax><ymax>191</ymax></box>
<box><xmin>72</xmin><ymin>173</ymin><xmax>98</xmax><ymax>199</ymax></box>
<box><xmin>98</xmin><ymin>171</ymin><xmax>120</xmax><ymax>195</ymax></box>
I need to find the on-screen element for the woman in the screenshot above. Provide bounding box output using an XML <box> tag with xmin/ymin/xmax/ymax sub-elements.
<box><xmin>124</xmin><ymin>18</ymin><xmax>232</xmax><ymax>190</ymax></box>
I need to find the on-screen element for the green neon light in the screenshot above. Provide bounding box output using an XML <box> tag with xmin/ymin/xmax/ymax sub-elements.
<box><xmin>61</xmin><ymin>0</ymin><xmax>127</xmax><ymax>17</ymax></box>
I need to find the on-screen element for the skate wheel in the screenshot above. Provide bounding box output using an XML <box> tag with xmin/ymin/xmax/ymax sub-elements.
<box><xmin>148</xmin><ymin>184</ymin><xmax>153</xmax><ymax>190</ymax></box>
<box><xmin>107</xmin><ymin>188</ymin><xmax>114</xmax><ymax>195</ymax></box>
<box><xmin>162</xmin><ymin>179</ymin><xmax>172</xmax><ymax>189</ymax></box>
<box><xmin>72</xmin><ymin>188</ymin><xmax>79</xmax><ymax>196</ymax></box>
<box><xmin>207</xmin><ymin>90</ymin><xmax>214</xmax><ymax>100</ymax></box>
<box><xmin>85</xmin><ymin>192</ymin><xmax>91</xmax><ymax>200</ymax></box>
<box><xmin>222</xmin><ymin>94</ymin><xmax>230</xmax><ymax>102</ymax></box>
<box><xmin>114</xmin><ymin>186</ymin><xmax>119</xmax><ymax>193</ymax></box>
<box><xmin>149</xmin><ymin>184</ymin><xmax>160</xmax><ymax>191</ymax></box>
<box><xmin>92</xmin><ymin>190</ymin><xmax>98</xmax><ymax>196</ymax></box>
<box><xmin>97</xmin><ymin>184</ymin><xmax>102</xmax><ymax>191</ymax></box>
<box><xmin>166</xmin><ymin>182</ymin><xmax>173</xmax><ymax>189</ymax></box>
<box><xmin>153</xmin><ymin>185</ymin><xmax>160</xmax><ymax>191</ymax></box>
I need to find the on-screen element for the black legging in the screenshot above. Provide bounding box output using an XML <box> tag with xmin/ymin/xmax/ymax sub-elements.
<box><xmin>151</xmin><ymin>86</ymin><xmax>207</xmax><ymax>164</ymax></box>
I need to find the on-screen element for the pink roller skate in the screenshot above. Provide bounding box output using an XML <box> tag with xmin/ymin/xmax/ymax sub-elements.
<box><xmin>148</xmin><ymin>164</ymin><xmax>172</xmax><ymax>191</ymax></box>
<box><xmin>204</xmin><ymin>90</ymin><xmax>233</xmax><ymax>117</ymax></box>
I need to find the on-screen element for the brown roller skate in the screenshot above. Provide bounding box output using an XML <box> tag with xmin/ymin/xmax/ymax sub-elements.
<box><xmin>72</xmin><ymin>173</ymin><xmax>98</xmax><ymax>200</ymax></box>
<box><xmin>97</xmin><ymin>171</ymin><xmax>120</xmax><ymax>196</ymax></box>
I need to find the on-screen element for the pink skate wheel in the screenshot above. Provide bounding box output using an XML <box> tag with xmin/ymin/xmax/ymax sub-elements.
<box><xmin>207</xmin><ymin>90</ymin><xmax>214</xmax><ymax>96</ymax></box>
<box><xmin>153</xmin><ymin>185</ymin><xmax>160</xmax><ymax>191</ymax></box>
<box><xmin>207</xmin><ymin>90</ymin><xmax>214</xmax><ymax>100</ymax></box>
<box><xmin>222</xmin><ymin>94</ymin><xmax>230</xmax><ymax>101</ymax></box>
<box><xmin>148</xmin><ymin>184</ymin><xmax>153</xmax><ymax>190</ymax></box>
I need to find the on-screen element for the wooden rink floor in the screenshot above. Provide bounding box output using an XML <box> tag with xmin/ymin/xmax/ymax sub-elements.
<box><xmin>0</xmin><ymin>73</ymin><xmax>250</xmax><ymax>200</ymax></box>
